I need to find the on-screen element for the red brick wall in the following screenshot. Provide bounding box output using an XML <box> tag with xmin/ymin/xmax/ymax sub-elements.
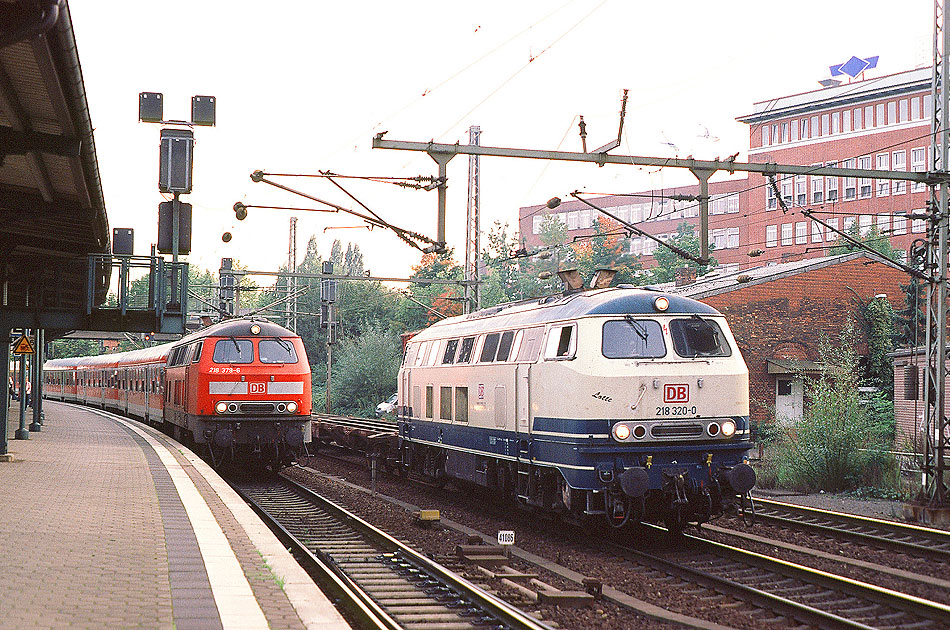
<box><xmin>696</xmin><ymin>257</ymin><xmax>908</xmax><ymax>425</ymax></box>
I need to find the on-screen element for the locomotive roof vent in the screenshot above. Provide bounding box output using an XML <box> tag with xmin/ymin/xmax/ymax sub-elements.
<box><xmin>557</xmin><ymin>269</ymin><xmax>585</xmax><ymax>294</ymax></box>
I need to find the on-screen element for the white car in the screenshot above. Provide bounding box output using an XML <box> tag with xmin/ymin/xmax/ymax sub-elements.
<box><xmin>375</xmin><ymin>393</ymin><xmax>397</xmax><ymax>417</ymax></box>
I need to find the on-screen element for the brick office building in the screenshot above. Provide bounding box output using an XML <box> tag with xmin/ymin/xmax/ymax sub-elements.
<box><xmin>663</xmin><ymin>252</ymin><xmax>908</xmax><ymax>427</ymax></box>
<box><xmin>517</xmin><ymin>67</ymin><xmax>931</xmax><ymax>272</ymax></box>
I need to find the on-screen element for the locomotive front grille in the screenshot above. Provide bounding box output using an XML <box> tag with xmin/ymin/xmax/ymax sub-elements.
<box><xmin>651</xmin><ymin>423</ymin><xmax>704</xmax><ymax>438</ymax></box>
<box><xmin>239</xmin><ymin>402</ymin><xmax>275</xmax><ymax>414</ymax></box>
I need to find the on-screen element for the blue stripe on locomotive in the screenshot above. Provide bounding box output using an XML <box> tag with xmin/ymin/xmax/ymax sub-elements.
<box><xmin>400</xmin><ymin>415</ymin><xmax>752</xmax><ymax>491</ymax></box>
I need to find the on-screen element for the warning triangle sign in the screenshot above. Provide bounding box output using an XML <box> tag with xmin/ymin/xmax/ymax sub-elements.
<box><xmin>12</xmin><ymin>335</ymin><xmax>35</xmax><ymax>354</ymax></box>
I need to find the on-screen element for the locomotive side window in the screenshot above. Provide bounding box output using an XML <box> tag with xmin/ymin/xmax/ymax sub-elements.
<box><xmin>455</xmin><ymin>387</ymin><xmax>468</xmax><ymax>422</ymax></box>
<box><xmin>442</xmin><ymin>339</ymin><xmax>459</xmax><ymax>364</ymax></box>
<box><xmin>212</xmin><ymin>339</ymin><xmax>254</xmax><ymax>364</ymax></box>
<box><xmin>496</xmin><ymin>330</ymin><xmax>516</xmax><ymax>361</ymax></box>
<box><xmin>425</xmin><ymin>385</ymin><xmax>434</xmax><ymax>419</ymax></box>
<box><xmin>440</xmin><ymin>386</ymin><xmax>453</xmax><ymax>420</ymax></box>
<box><xmin>480</xmin><ymin>333</ymin><xmax>499</xmax><ymax>362</ymax></box>
<box><xmin>544</xmin><ymin>323</ymin><xmax>577</xmax><ymax>360</ymax></box>
<box><xmin>602</xmin><ymin>319</ymin><xmax>666</xmax><ymax>358</ymax></box>
<box><xmin>517</xmin><ymin>327</ymin><xmax>545</xmax><ymax>362</ymax></box>
<box><xmin>456</xmin><ymin>337</ymin><xmax>476</xmax><ymax>363</ymax></box>
<box><xmin>192</xmin><ymin>341</ymin><xmax>203</xmax><ymax>363</ymax></box>
<box><xmin>259</xmin><ymin>339</ymin><xmax>299</xmax><ymax>364</ymax></box>
<box><xmin>669</xmin><ymin>317</ymin><xmax>732</xmax><ymax>358</ymax></box>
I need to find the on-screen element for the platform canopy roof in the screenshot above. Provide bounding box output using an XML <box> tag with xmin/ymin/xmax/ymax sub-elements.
<box><xmin>0</xmin><ymin>0</ymin><xmax>110</xmax><ymax>325</ymax></box>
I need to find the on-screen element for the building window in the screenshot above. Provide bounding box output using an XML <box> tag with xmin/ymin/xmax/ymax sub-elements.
<box><xmin>811</xmin><ymin>173</ymin><xmax>824</xmax><ymax>204</ymax></box>
<box><xmin>781</xmin><ymin>180</ymin><xmax>792</xmax><ymax>205</ymax></box>
<box><xmin>811</xmin><ymin>221</ymin><xmax>824</xmax><ymax>243</ymax></box>
<box><xmin>854</xmin><ymin>107</ymin><xmax>863</xmax><ymax>129</ymax></box>
<box><xmin>826</xmin><ymin>162</ymin><xmax>839</xmax><ymax>201</ymax></box>
<box><xmin>893</xmin><ymin>150</ymin><xmax>907</xmax><ymax>194</ymax></box>
<box><xmin>766</xmin><ymin>225</ymin><xmax>777</xmax><ymax>247</ymax></box>
<box><xmin>771</xmin><ymin>124</ymin><xmax>779</xmax><ymax>145</ymax></box>
<box><xmin>876</xmin><ymin>103</ymin><xmax>885</xmax><ymax>126</ymax></box>
<box><xmin>827</xmin><ymin>218</ymin><xmax>839</xmax><ymax>241</ymax></box>
<box><xmin>766</xmin><ymin>182</ymin><xmax>777</xmax><ymax>210</ymax></box>
<box><xmin>821</xmin><ymin>114</ymin><xmax>830</xmax><ymax>136</ymax></box>
<box><xmin>893</xmin><ymin>214</ymin><xmax>907</xmax><ymax>235</ymax></box>
<box><xmin>843</xmin><ymin>158</ymin><xmax>856</xmax><ymax>199</ymax></box>
<box><xmin>762</xmin><ymin>127</ymin><xmax>769</xmax><ymax>147</ymax></box>
<box><xmin>877</xmin><ymin>214</ymin><xmax>889</xmax><ymax>235</ymax></box>
<box><xmin>912</xmin><ymin>97</ymin><xmax>921</xmax><ymax>120</ymax></box>
<box><xmin>800</xmin><ymin>118</ymin><xmax>808</xmax><ymax>139</ymax></box>
<box><xmin>865</xmin><ymin>105</ymin><xmax>874</xmax><ymax>128</ymax></box>
<box><xmin>860</xmin><ymin>214</ymin><xmax>872</xmax><ymax>236</ymax></box>
<box><xmin>532</xmin><ymin>215</ymin><xmax>543</xmax><ymax>235</ymax></box>
<box><xmin>888</xmin><ymin>101</ymin><xmax>897</xmax><ymax>125</ymax></box>
<box><xmin>781</xmin><ymin>122</ymin><xmax>789</xmax><ymax>143</ymax></box>
<box><xmin>843</xmin><ymin>110</ymin><xmax>852</xmax><ymax>133</ymax></box>
<box><xmin>876</xmin><ymin>153</ymin><xmax>890</xmax><ymax>196</ymax></box>
<box><xmin>727</xmin><ymin>227</ymin><xmax>739</xmax><ymax>249</ymax></box>
<box><xmin>795</xmin><ymin>222</ymin><xmax>807</xmax><ymax>244</ymax></box>
<box><xmin>579</xmin><ymin>208</ymin><xmax>593</xmax><ymax>228</ymax></box>
<box><xmin>912</xmin><ymin>147</ymin><xmax>927</xmax><ymax>192</ymax></box>
<box><xmin>566</xmin><ymin>211</ymin><xmax>579</xmax><ymax>230</ymax></box>
<box><xmin>859</xmin><ymin>156</ymin><xmax>872</xmax><ymax>198</ymax></box>
<box><xmin>831</xmin><ymin>112</ymin><xmax>840</xmax><ymax>134</ymax></box>
<box><xmin>781</xmin><ymin>223</ymin><xmax>793</xmax><ymax>246</ymax></box>
<box><xmin>844</xmin><ymin>216</ymin><xmax>856</xmax><ymax>234</ymax></box>
<box><xmin>913</xmin><ymin>217</ymin><xmax>927</xmax><ymax>233</ymax></box>
<box><xmin>900</xmin><ymin>99</ymin><xmax>909</xmax><ymax>123</ymax></box>
<box><xmin>796</xmin><ymin>175</ymin><xmax>807</xmax><ymax>206</ymax></box>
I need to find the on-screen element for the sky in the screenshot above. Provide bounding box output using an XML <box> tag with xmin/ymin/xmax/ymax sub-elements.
<box><xmin>67</xmin><ymin>1</ymin><xmax>934</xmax><ymax>285</ymax></box>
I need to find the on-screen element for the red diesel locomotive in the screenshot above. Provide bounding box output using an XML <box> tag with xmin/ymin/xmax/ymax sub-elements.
<box><xmin>44</xmin><ymin>319</ymin><xmax>312</xmax><ymax>468</ymax></box>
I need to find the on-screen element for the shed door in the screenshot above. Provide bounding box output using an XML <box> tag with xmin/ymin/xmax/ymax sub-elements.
<box><xmin>775</xmin><ymin>377</ymin><xmax>803</xmax><ymax>424</ymax></box>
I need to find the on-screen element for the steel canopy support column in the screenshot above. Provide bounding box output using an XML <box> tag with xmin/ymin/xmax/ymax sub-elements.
<box><xmin>30</xmin><ymin>328</ymin><xmax>42</xmax><ymax>432</ymax></box>
<box><xmin>15</xmin><ymin>333</ymin><xmax>28</xmax><ymax>440</ymax></box>
<box><xmin>0</xmin><ymin>328</ymin><xmax>10</xmax><ymax>459</ymax></box>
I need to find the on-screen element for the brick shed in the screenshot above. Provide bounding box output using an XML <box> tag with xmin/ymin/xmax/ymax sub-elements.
<box><xmin>664</xmin><ymin>252</ymin><xmax>909</xmax><ymax>428</ymax></box>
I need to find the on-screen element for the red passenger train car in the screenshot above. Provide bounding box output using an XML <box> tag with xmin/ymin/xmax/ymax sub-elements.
<box><xmin>45</xmin><ymin>319</ymin><xmax>312</xmax><ymax>468</ymax></box>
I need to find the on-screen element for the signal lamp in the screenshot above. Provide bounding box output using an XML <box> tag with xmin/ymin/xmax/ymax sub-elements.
<box><xmin>721</xmin><ymin>420</ymin><xmax>736</xmax><ymax>437</ymax></box>
<box><xmin>215</xmin><ymin>401</ymin><xmax>228</xmax><ymax>414</ymax></box>
<box><xmin>287</xmin><ymin>401</ymin><xmax>298</xmax><ymax>414</ymax></box>
<box><xmin>233</xmin><ymin>202</ymin><xmax>247</xmax><ymax>221</ymax></box>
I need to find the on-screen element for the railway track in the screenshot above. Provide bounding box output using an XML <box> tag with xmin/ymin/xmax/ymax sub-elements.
<box><xmin>230</xmin><ymin>473</ymin><xmax>552</xmax><ymax>630</ymax></box>
<box><xmin>747</xmin><ymin>497</ymin><xmax>950</xmax><ymax>561</ymax></box>
<box><xmin>606</xmin><ymin>526</ymin><xmax>950</xmax><ymax>630</ymax></box>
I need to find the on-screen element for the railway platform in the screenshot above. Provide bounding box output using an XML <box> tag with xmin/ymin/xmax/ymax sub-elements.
<box><xmin>0</xmin><ymin>400</ymin><xmax>350</xmax><ymax>630</ymax></box>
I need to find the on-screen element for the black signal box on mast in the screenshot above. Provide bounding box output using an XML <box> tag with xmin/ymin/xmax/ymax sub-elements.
<box><xmin>157</xmin><ymin>201</ymin><xmax>192</xmax><ymax>254</ymax></box>
<box><xmin>158</xmin><ymin>128</ymin><xmax>194</xmax><ymax>194</ymax></box>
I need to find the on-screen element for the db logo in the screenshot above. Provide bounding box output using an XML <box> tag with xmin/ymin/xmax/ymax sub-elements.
<box><xmin>249</xmin><ymin>382</ymin><xmax>265</xmax><ymax>395</ymax></box>
<box><xmin>664</xmin><ymin>384</ymin><xmax>689</xmax><ymax>403</ymax></box>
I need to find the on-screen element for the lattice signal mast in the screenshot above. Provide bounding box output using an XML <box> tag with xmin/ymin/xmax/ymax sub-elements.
<box><xmin>464</xmin><ymin>126</ymin><xmax>481</xmax><ymax>313</ymax></box>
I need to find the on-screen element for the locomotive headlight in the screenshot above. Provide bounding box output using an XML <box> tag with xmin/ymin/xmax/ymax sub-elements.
<box><xmin>287</xmin><ymin>401</ymin><xmax>298</xmax><ymax>413</ymax></box>
<box><xmin>653</xmin><ymin>296</ymin><xmax>669</xmax><ymax>312</ymax></box>
<box><xmin>250</xmin><ymin>324</ymin><xmax>261</xmax><ymax>335</ymax></box>
<box><xmin>721</xmin><ymin>420</ymin><xmax>736</xmax><ymax>437</ymax></box>
<box><xmin>215</xmin><ymin>401</ymin><xmax>228</xmax><ymax>414</ymax></box>
<box><xmin>612</xmin><ymin>423</ymin><xmax>631</xmax><ymax>441</ymax></box>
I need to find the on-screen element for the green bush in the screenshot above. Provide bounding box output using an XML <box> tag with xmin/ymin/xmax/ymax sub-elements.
<box><xmin>773</xmin><ymin>323</ymin><xmax>898</xmax><ymax>493</ymax></box>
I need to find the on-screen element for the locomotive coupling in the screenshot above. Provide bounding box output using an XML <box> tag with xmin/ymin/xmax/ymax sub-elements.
<box><xmin>721</xmin><ymin>463</ymin><xmax>756</xmax><ymax>494</ymax></box>
<box><xmin>619</xmin><ymin>467</ymin><xmax>650</xmax><ymax>498</ymax></box>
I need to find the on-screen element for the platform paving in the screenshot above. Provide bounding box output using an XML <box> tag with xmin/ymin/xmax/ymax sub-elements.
<box><xmin>0</xmin><ymin>400</ymin><xmax>349</xmax><ymax>630</ymax></box>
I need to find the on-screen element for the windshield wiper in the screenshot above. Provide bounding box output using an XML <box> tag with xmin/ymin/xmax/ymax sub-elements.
<box><xmin>691</xmin><ymin>314</ymin><xmax>714</xmax><ymax>330</ymax></box>
<box><xmin>624</xmin><ymin>315</ymin><xmax>649</xmax><ymax>342</ymax></box>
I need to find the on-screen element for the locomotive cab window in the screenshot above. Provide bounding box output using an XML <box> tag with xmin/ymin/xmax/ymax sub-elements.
<box><xmin>544</xmin><ymin>323</ymin><xmax>577</xmax><ymax>360</ymax></box>
<box><xmin>259</xmin><ymin>339</ymin><xmax>299</xmax><ymax>364</ymax></box>
<box><xmin>212</xmin><ymin>339</ymin><xmax>254</xmax><ymax>364</ymax></box>
<box><xmin>669</xmin><ymin>317</ymin><xmax>732</xmax><ymax>358</ymax></box>
<box><xmin>602</xmin><ymin>319</ymin><xmax>666</xmax><ymax>358</ymax></box>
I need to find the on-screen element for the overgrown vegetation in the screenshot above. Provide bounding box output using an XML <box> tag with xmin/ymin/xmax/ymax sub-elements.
<box><xmin>764</xmin><ymin>323</ymin><xmax>899</xmax><ymax>494</ymax></box>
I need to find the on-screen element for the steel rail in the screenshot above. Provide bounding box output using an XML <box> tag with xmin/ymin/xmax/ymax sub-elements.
<box><xmin>231</xmin><ymin>480</ymin><xmax>401</xmax><ymax>630</ymax></box>
<box><xmin>748</xmin><ymin>497</ymin><xmax>950</xmax><ymax>562</ymax></box>
<box><xmin>239</xmin><ymin>474</ymin><xmax>552</xmax><ymax>630</ymax></box>
<box><xmin>681</xmin><ymin>527</ymin><xmax>950</xmax><ymax>627</ymax></box>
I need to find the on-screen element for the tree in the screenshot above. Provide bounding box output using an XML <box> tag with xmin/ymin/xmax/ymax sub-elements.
<box><xmin>894</xmin><ymin>247</ymin><xmax>927</xmax><ymax>349</ymax></box>
<box><xmin>570</xmin><ymin>216</ymin><xmax>642</xmax><ymax>286</ymax></box>
<box><xmin>326</xmin><ymin>326</ymin><xmax>402</xmax><ymax>416</ymax></box>
<box><xmin>647</xmin><ymin>221</ymin><xmax>716</xmax><ymax>284</ymax></box>
<box><xmin>398</xmin><ymin>249</ymin><xmax>464</xmax><ymax>330</ymax></box>
<box><xmin>830</xmin><ymin>223</ymin><xmax>901</xmax><ymax>260</ymax></box>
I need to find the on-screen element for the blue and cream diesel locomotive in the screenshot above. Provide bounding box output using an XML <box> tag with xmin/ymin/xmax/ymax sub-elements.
<box><xmin>395</xmin><ymin>284</ymin><xmax>755</xmax><ymax>532</ymax></box>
